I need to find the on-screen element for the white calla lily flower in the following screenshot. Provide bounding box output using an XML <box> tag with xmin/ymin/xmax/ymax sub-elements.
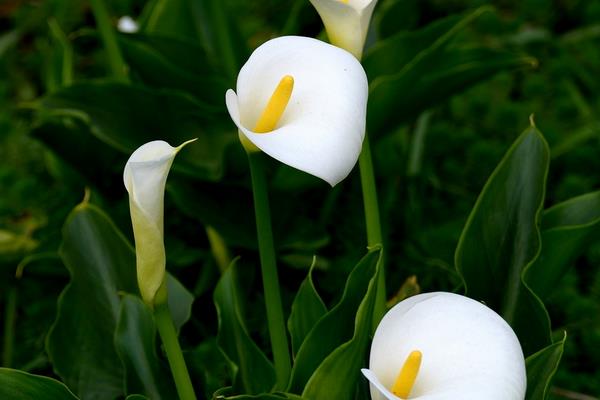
<box><xmin>362</xmin><ymin>292</ymin><xmax>527</xmax><ymax>400</ymax></box>
<box><xmin>309</xmin><ymin>0</ymin><xmax>378</xmax><ymax>59</ymax></box>
<box><xmin>123</xmin><ymin>139</ymin><xmax>194</xmax><ymax>306</ymax></box>
<box><xmin>225</xmin><ymin>35</ymin><xmax>368</xmax><ymax>187</ymax></box>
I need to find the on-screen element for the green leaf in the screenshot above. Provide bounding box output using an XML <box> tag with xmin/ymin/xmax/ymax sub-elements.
<box><xmin>47</xmin><ymin>203</ymin><xmax>194</xmax><ymax>399</ymax></box>
<box><xmin>114</xmin><ymin>294</ymin><xmax>176</xmax><ymax>400</ymax></box>
<box><xmin>139</xmin><ymin>0</ymin><xmax>246</xmax><ymax>81</ymax></box>
<box><xmin>120</xmin><ymin>34</ymin><xmax>228</xmax><ymax>105</ymax></box>
<box><xmin>187</xmin><ymin>339</ymin><xmax>236</xmax><ymax>399</ymax></box>
<box><xmin>218</xmin><ymin>393</ymin><xmax>306</xmax><ymax>400</ymax></box>
<box><xmin>302</xmin><ymin>251</ymin><xmax>381</xmax><ymax>400</ymax></box>
<box><xmin>33</xmin><ymin>82</ymin><xmax>234</xmax><ymax>181</ymax></box>
<box><xmin>166</xmin><ymin>273</ymin><xmax>195</xmax><ymax>332</ymax></box>
<box><xmin>47</xmin><ymin>203</ymin><xmax>138</xmax><ymax>399</ymax></box>
<box><xmin>525</xmin><ymin>333</ymin><xmax>566</xmax><ymax>400</ymax></box>
<box><xmin>528</xmin><ymin>191</ymin><xmax>600</xmax><ymax>299</ymax></box>
<box><xmin>455</xmin><ymin>122</ymin><xmax>551</xmax><ymax>356</ymax></box>
<box><xmin>288</xmin><ymin>248</ymin><xmax>382</xmax><ymax>393</ymax></box>
<box><xmin>365</xmin><ymin>7</ymin><xmax>536</xmax><ymax>133</ymax></box>
<box><xmin>287</xmin><ymin>261</ymin><xmax>327</xmax><ymax>357</ymax></box>
<box><xmin>214</xmin><ymin>259</ymin><xmax>276</xmax><ymax>394</ymax></box>
<box><xmin>0</xmin><ymin>368</ymin><xmax>78</xmax><ymax>400</ymax></box>
<box><xmin>125</xmin><ymin>395</ymin><xmax>149</xmax><ymax>400</ymax></box>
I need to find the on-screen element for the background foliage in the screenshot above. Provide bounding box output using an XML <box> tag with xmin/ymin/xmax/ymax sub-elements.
<box><xmin>0</xmin><ymin>0</ymin><xmax>599</xmax><ymax>399</ymax></box>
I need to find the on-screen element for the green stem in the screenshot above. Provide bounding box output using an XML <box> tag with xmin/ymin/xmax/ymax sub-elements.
<box><xmin>2</xmin><ymin>286</ymin><xmax>17</xmax><ymax>367</ymax></box>
<box><xmin>89</xmin><ymin>0</ymin><xmax>129</xmax><ymax>82</ymax></box>
<box><xmin>154</xmin><ymin>302</ymin><xmax>196</xmax><ymax>400</ymax></box>
<box><xmin>247</xmin><ymin>150</ymin><xmax>291</xmax><ymax>389</ymax></box>
<box><xmin>358</xmin><ymin>132</ymin><xmax>386</xmax><ymax>322</ymax></box>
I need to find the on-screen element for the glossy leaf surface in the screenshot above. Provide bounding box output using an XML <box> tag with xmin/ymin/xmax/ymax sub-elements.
<box><xmin>287</xmin><ymin>263</ymin><xmax>327</xmax><ymax>357</ymax></box>
<box><xmin>302</xmin><ymin>250</ymin><xmax>381</xmax><ymax>400</ymax></box>
<box><xmin>214</xmin><ymin>259</ymin><xmax>276</xmax><ymax>394</ymax></box>
<box><xmin>525</xmin><ymin>334</ymin><xmax>566</xmax><ymax>400</ymax></box>
<box><xmin>455</xmin><ymin>123</ymin><xmax>551</xmax><ymax>356</ymax></box>
<box><xmin>34</xmin><ymin>82</ymin><xmax>234</xmax><ymax>181</ymax></box>
<box><xmin>0</xmin><ymin>368</ymin><xmax>78</xmax><ymax>400</ymax></box>
<box><xmin>114</xmin><ymin>294</ymin><xmax>176</xmax><ymax>400</ymax></box>
<box><xmin>528</xmin><ymin>191</ymin><xmax>600</xmax><ymax>299</ymax></box>
<box><xmin>288</xmin><ymin>248</ymin><xmax>381</xmax><ymax>393</ymax></box>
<box><xmin>47</xmin><ymin>204</ymin><xmax>193</xmax><ymax>399</ymax></box>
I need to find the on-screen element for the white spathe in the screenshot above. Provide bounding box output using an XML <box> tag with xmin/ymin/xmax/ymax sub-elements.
<box><xmin>309</xmin><ymin>0</ymin><xmax>378</xmax><ymax>59</ymax></box>
<box><xmin>123</xmin><ymin>140</ymin><xmax>193</xmax><ymax>305</ymax></box>
<box><xmin>225</xmin><ymin>36</ymin><xmax>368</xmax><ymax>187</ymax></box>
<box><xmin>362</xmin><ymin>292</ymin><xmax>527</xmax><ymax>400</ymax></box>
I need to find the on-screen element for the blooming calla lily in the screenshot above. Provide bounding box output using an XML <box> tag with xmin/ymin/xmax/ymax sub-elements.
<box><xmin>362</xmin><ymin>292</ymin><xmax>527</xmax><ymax>400</ymax></box>
<box><xmin>309</xmin><ymin>0</ymin><xmax>378</xmax><ymax>59</ymax></box>
<box><xmin>123</xmin><ymin>139</ymin><xmax>194</xmax><ymax>306</ymax></box>
<box><xmin>225</xmin><ymin>35</ymin><xmax>368</xmax><ymax>187</ymax></box>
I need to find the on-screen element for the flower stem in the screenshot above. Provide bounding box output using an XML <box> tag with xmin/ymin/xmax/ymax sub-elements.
<box><xmin>154</xmin><ymin>302</ymin><xmax>197</xmax><ymax>400</ymax></box>
<box><xmin>358</xmin><ymin>132</ymin><xmax>386</xmax><ymax>322</ymax></box>
<box><xmin>247</xmin><ymin>150</ymin><xmax>291</xmax><ymax>389</ymax></box>
<box><xmin>89</xmin><ymin>0</ymin><xmax>129</xmax><ymax>82</ymax></box>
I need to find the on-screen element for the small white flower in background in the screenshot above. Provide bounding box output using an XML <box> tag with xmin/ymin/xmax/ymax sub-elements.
<box><xmin>308</xmin><ymin>0</ymin><xmax>379</xmax><ymax>59</ymax></box>
<box><xmin>225</xmin><ymin>35</ymin><xmax>368</xmax><ymax>186</ymax></box>
<box><xmin>362</xmin><ymin>292</ymin><xmax>527</xmax><ymax>400</ymax></box>
<box><xmin>124</xmin><ymin>140</ymin><xmax>195</xmax><ymax>306</ymax></box>
<box><xmin>117</xmin><ymin>16</ymin><xmax>139</xmax><ymax>33</ymax></box>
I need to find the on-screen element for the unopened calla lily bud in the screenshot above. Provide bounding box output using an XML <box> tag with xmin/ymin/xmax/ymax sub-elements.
<box><xmin>362</xmin><ymin>292</ymin><xmax>527</xmax><ymax>400</ymax></box>
<box><xmin>225</xmin><ymin>35</ymin><xmax>368</xmax><ymax>186</ymax></box>
<box><xmin>123</xmin><ymin>140</ymin><xmax>194</xmax><ymax>306</ymax></box>
<box><xmin>309</xmin><ymin>0</ymin><xmax>378</xmax><ymax>59</ymax></box>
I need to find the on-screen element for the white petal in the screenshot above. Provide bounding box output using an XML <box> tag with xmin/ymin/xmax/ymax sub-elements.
<box><xmin>368</xmin><ymin>292</ymin><xmax>527</xmax><ymax>400</ymax></box>
<box><xmin>362</xmin><ymin>369</ymin><xmax>400</xmax><ymax>400</ymax></box>
<box><xmin>123</xmin><ymin>140</ymin><xmax>179</xmax><ymax>230</ymax></box>
<box><xmin>309</xmin><ymin>0</ymin><xmax>378</xmax><ymax>59</ymax></box>
<box><xmin>226</xmin><ymin>36</ymin><xmax>368</xmax><ymax>186</ymax></box>
<box><xmin>123</xmin><ymin>140</ymin><xmax>193</xmax><ymax>304</ymax></box>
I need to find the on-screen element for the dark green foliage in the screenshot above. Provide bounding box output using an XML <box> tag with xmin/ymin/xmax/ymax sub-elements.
<box><xmin>1</xmin><ymin>0</ymin><xmax>599</xmax><ymax>399</ymax></box>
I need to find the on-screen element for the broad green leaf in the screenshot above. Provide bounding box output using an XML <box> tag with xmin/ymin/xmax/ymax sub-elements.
<box><xmin>528</xmin><ymin>191</ymin><xmax>600</xmax><ymax>299</ymax></box>
<box><xmin>0</xmin><ymin>368</ymin><xmax>78</xmax><ymax>400</ymax></box>
<box><xmin>288</xmin><ymin>248</ymin><xmax>382</xmax><ymax>393</ymax></box>
<box><xmin>140</xmin><ymin>0</ymin><xmax>246</xmax><ymax>81</ymax></box>
<box><xmin>455</xmin><ymin>123</ymin><xmax>551</xmax><ymax>356</ymax></box>
<box><xmin>125</xmin><ymin>395</ymin><xmax>148</xmax><ymax>400</ymax></box>
<box><xmin>364</xmin><ymin>13</ymin><xmax>462</xmax><ymax>78</ymax></box>
<box><xmin>47</xmin><ymin>203</ymin><xmax>138</xmax><ymax>399</ymax></box>
<box><xmin>366</xmin><ymin>7</ymin><xmax>535</xmax><ymax>133</ymax></box>
<box><xmin>47</xmin><ymin>203</ymin><xmax>194</xmax><ymax>399</ymax></box>
<box><xmin>33</xmin><ymin>82</ymin><xmax>234</xmax><ymax>181</ymax></box>
<box><xmin>287</xmin><ymin>262</ymin><xmax>327</xmax><ymax>357</ymax></box>
<box><xmin>302</xmin><ymin>251</ymin><xmax>381</xmax><ymax>400</ymax></box>
<box><xmin>114</xmin><ymin>294</ymin><xmax>176</xmax><ymax>400</ymax></box>
<box><xmin>214</xmin><ymin>259</ymin><xmax>276</xmax><ymax>394</ymax></box>
<box><xmin>525</xmin><ymin>333</ymin><xmax>566</xmax><ymax>400</ymax></box>
<box><xmin>120</xmin><ymin>34</ymin><xmax>228</xmax><ymax>105</ymax></box>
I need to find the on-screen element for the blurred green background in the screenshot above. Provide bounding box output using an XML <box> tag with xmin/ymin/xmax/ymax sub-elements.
<box><xmin>0</xmin><ymin>0</ymin><xmax>599</xmax><ymax>398</ymax></box>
